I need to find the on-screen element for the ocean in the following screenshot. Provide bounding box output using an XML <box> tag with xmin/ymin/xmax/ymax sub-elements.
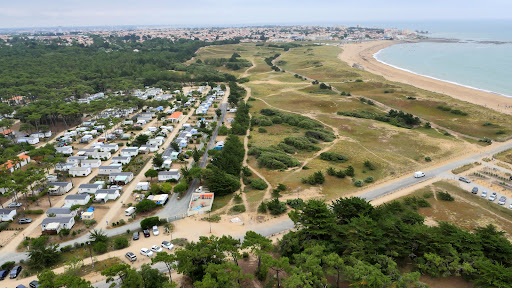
<box><xmin>372</xmin><ymin>20</ymin><xmax>512</xmax><ymax>97</ymax></box>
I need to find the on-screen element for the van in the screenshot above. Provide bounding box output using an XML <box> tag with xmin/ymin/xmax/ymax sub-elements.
<box><xmin>125</xmin><ymin>207</ymin><xmax>136</xmax><ymax>216</ymax></box>
<box><xmin>414</xmin><ymin>171</ymin><xmax>425</xmax><ymax>178</ymax></box>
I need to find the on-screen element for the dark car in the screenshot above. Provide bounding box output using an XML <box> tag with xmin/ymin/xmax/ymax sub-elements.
<box><xmin>471</xmin><ymin>187</ymin><xmax>478</xmax><ymax>194</ymax></box>
<box><xmin>133</xmin><ymin>231</ymin><xmax>140</xmax><ymax>240</ymax></box>
<box><xmin>18</xmin><ymin>218</ymin><xmax>32</xmax><ymax>224</ymax></box>
<box><xmin>9</xmin><ymin>265</ymin><xmax>21</xmax><ymax>279</ymax></box>
<box><xmin>29</xmin><ymin>280</ymin><xmax>41</xmax><ymax>288</ymax></box>
<box><xmin>0</xmin><ymin>269</ymin><xmax>9</xmax><ymax>280</ymax></box>
<box><xmin>143</xmin><ymin>229</ymin><xmax>150</xmax><ymax>238</ymax></box>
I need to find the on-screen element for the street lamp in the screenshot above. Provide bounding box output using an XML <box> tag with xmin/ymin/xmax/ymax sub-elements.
<box><xmin>86</xmin><ymin>241</ymin><xmax>94</xmax><ymax>268</ymax></box>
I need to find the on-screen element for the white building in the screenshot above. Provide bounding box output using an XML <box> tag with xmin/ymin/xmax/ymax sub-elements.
<box><xmin>64</xmin><ymin>194</ymin><xmax>90</xmax><ymax>206</ymax></box>
<box><xmin>78</xmin><ymin>183</ymin><xmax>103</xmax><ymax>194</ymax></box>
<box><xmin>47</xmin><ymin>182</ymin><xmax>73</xmax><ymax>196</ymax></box>
<box><xmin>55</xmin><ymin>146</ymin><xmax>73</xmax><ymax>155</ymax></box>
<box><xmin>111</xmin><ymin>156</ymin><xmax>131</xmax><ymax>165</ymax></box>
<box><xmin>100</xmin><ymin>144</ymin><xmax>119</xmax><ymax>153</ymax></box>
<box><xmin>46</xmin><ymin>207</ymin><xmax>77</xmax><ymax>218</ymax></box>
<box><xmin>94</xmin><ymin>189</ymin><xmax>120</xmax><ymax>203</ymax></box>
<box><xmin>108</xmin><ymin>172</ymin><xmax>134</xmax><ymax>185</ymax></box>
<box><xmin>81</xmin><ymin>159</ymin><xmax>102</xmax><ymax>168</ymax></box>
<box><xmin>121</xmin><ymin>148</ymin><xmax>139</xmax><ymax>157</ymax></box>
<box><xmin>98</xmin><ymin>165</ymin><xmax>123</xmax><ymax>175</ymax></box>
<box><xmin>67</xmin><ymin>156</ymin><xmax>88</xmax><ymax>165</ymax></box>
<box><xmin>136</xmin><ymin>182</ymin><xmax>150</xmax><ymax>191</ymax></box>
<box><xmin>0</xmin><ymin>209</ymin><xmax>16</xmax><ymax>222</ymax></box>
<box><xmin>158</xmin><ymin>169</ymin><xmax>181</xmax><ymax>181</ymax></box>
<box><xmin>69</xmin><ymin>167</ymin><xmax>92</xmax><ymax>177</ymax></box>
<box><xmin>41</xmin><ymin>217</ymin><xmax>75</xmax><ymax>233</ymax></box>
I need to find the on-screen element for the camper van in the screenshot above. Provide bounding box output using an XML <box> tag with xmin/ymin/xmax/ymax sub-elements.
<box><xmin>125</xmin><ymin>207</ymin><xmax>136</xmax><ymax>216</ymax></box>
<box><xmin>414</xmin><ymin>171</ymin><xmax>425</xmax><ymax>178</ymax></box>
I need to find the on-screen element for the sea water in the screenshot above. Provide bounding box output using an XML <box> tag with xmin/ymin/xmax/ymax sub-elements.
<box><xmin>372</xmin><ymin>20</ymin><xmax>512</xmax><ymax>97</ymax></box>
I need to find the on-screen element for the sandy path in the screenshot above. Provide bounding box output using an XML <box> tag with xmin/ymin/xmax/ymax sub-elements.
<box><xmin>338</xmin><ymin>41</ymin><xmax>512</xmax><ymax>115</ymax></box>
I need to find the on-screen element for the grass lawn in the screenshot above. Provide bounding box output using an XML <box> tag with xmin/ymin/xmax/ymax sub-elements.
<box><xmin>211</xmin><ymin>194</ymin><xmax>232</xmax><ymax>213</ymax></box>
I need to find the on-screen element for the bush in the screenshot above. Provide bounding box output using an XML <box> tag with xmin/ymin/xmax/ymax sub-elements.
<box><xmin>60</xmin><ymin>245</ymin><xmax>72</xmax><ymax>253</ymax></box>
<box><xmin>437</xmin><ymin>191</ymin><xmax>455</xmax><ymax>202</ymax></box>
<box><xmin>242</xmin><ymin>252</ymin><xmax>249</xmax><ymax>260</ymax></box>
<box><xmin>363</xmin><ymin>160</ymin><xmax>376</xmax><ymax>170</ymax></box>
<box><xmin>1</xmin><ymin>261</ymin><xmax>15</xmax><ymax>270</ymax></box>
<box><xmin>364</xmin><ymin>176</ymin><xmax>374</xmax><ymax>183</ymax></box>
<box><xmin>140</xmin><ymin>216</ymin><xmax>161</xmax><ymax>229</ymax></box>
<box><xmin>283</xmin><ymin>137</ymin><xmax>320</xmax><ymax>152</ymax></box>
<box><xmin>301</xmin><ymin>171</ymin><xmax>325</xmax><ymax>185</ymax></box>
<box><xmin>250</xmin><ymin>178</ymin><xmax>268</xmax><ymax>190</ymax></box>
<box><xmin>249</xmin><ymin>146</ymin><xmax>300</xmax><ymax>170</ymax></box>
<box><xmin>286</xmin><ymin>198</ymin><xmax>304</xmax><ymax>209</ymax></box>
<box><xmin>266</xmin><ymin>199</ymin><xmax>287</xmax><ymax>215</ymax></box>
<box><xmin>59</xmin><ymin>229</ymin><xmax>70</xmax><ymax>236</ymax></box>
<box><xmin>305</xmin><ymin>129</ymin><xmax>335</xmax><ymax>142</ymax></box>
<box><xmin>172</xmin><ymin>238</ymin><xmax>188</xmax><ymax>247</ymax></box>
<box><xmin>0</xmin><ymin>222</ymin><xmax>8</xmax><ymax>231</ymax></box>
<box><xmin>114</xmin><ymin>237</ymin><xmax>129</xmax><ymax>249</ymax></box>
<box><xmin>83</xmin><ymin>220</ymin><xmax>97</xmax><ymax>228</ymax></box>
<box><xmin>25</xmin><ymin>209</ymin><xmax>44</xmax><ymax>215</ymax></box>
<box><xmin>242</xmin><ymin>166</ymin><xmax>252</xmax><ymax>177</ymax></box>
<box><xmin>257</xmin><ymin>202</ymin><xmax>268</xmax><ymax>213</ymax></box>
<box><xmin>233</xmin><ymin>193</ymin><xmax>243</xmax><ymax>204</ymax></box>
<box><xmin>258</xmin><ymin>127</ymin><xmax>267</xmax><ymax>133</ymax></box>
<box><xmin>319</xmin><ymin>152</ymin><xmax>348</xmax><ymax>162</ymax></box>
<box><xmin>345</xmin><ymin>165</ymin><xmax>355</xmax><ymax>177</ymax></box>
<box><xmin>136</xmin><ymin>199</ymin><xmax>158</xmax><ymax>212</ymax></box>
<box><xmin>425</xmin><ymin>157</ymin><xmax>432</xmax><ymax>162</ymax></box>
<box><xmin>354</xmin><ymin>180</ymin><xmax>364</xmax><ymax>187</ymax></box>
<box><xmin>230</xmin><ymin>205</ymin><xmax>246</xmax><ymax>213</ymax></box>
<box><xmin>93</xmin><ymin>241</ymin><xmax>107</xmax><ymax>254</ymax></box>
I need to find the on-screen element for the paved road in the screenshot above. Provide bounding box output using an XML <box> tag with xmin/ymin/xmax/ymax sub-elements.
<box><xmin>359</xmin><ymin>141</ymin><xmax>512</xmax><ymax>201</ymax></box>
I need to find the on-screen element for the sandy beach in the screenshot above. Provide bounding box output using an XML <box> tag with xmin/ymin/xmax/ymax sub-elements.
<box><xmin>338</xmin><ymin>41</ymin><xmax>512</xmax><ymax>115</ymax></box>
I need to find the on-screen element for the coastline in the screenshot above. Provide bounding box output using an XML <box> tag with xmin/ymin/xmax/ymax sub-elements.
<box><xmin>338</xmin><ymin>40</ymin><xmax>512</xmax><ymax>115</ymax></box>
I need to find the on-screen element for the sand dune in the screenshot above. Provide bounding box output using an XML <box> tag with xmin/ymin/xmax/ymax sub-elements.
<box><xmin>338</xmin><ymin>41</ymin><xmax>512</xmax><ymax>115</ymax></box>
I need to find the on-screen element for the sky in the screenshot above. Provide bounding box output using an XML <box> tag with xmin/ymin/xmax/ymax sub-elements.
<box><xmin>1</xmin><ymin>0</ymin><xmax>511</xmax><ymax>28</ymax></box>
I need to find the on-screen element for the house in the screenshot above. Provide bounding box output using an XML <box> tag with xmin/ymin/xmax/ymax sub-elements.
<box><xmin>147</xmin><ymin>127</ymin><xmax>158</xmax><ymax>133</ymax></box>
<box><xmin>124</xmin><ymin>120</ymin><xmax>134</xmax><ymax>125</ymax></box>
<box><xmin>158</xmin><ymin>169</ymin><xmax>181</xmax><ymax>181</ymax></box>
<box><xmin>17</xmin><ymin>137</ymin><xmax>39</xmax><ymax>145</ymax></box>
<box><xmin>55</xmin><ymin>146</ymin><xmax>73</xmax><ymax>155</ymax></box>
<box><xmin>94</xmin><ymin>189</ymin><xmax>120</xmax><ymax>203</ymax></box>
<box><xmin>41</xmin><ymin>217</ymin><xmax>75</xmax><ymax>233</ymax></box>
<box><xmin>111</xmin><ymin>156</ymin><xmax>131</xmax><ymax>165</ymax></box>
<box><xmin>55</xmin><ymin>162</ymin><xmax>77</xmax><ymax>172</ymax></box>
<box><xmin>64</xmin><ymin>194</ymin><xmax>90</xmax><ymax>207</ymax></box>
<box><xmin>108</xmin><ymin>172</ymin><xmax>134</xmax><ymax>185</ymax></box>
<box><xmin>147</xmin><ymin>138</ymin><xmax>164</xmax><ymax>147</ymax></box>
<box><xmin>184</xmin><ymin>126</ymin><xmax>198</xmax><ymax>135</ymax></box>
<box><xmin>147</xmin><ymin>194</ymin><xmax>169</xmax><ymax>205</ymax></box>
<box><xmin>175</xmin><ymin>138</ymin><xmax>188</xmax><ymax>148</ymax></box>
<box><xmin>81</xmin><ymin>135</ymin><xmax>93</xmax><ymax>143</ymax></box>
<box><xmin>141</xmin><ymin>144</ymin><xmax>158</xmax><ymax>153</ymax></box>
<box><xmin>80</xmin><ymin>159</ymin><xmax>101</xmax><ymax>168</ymax></box>
<box><xmin>0</xmin><ymin>209</ymin><xmax>16</xmax><ymax>222</ymax></box>
<box><xmin>121</xmin><ymin>148</ymin><xmax>139</xmax><ymax>157</ymax></box>
<box><xmin>162</xmin><ymin>159</ymin><xmax>173</xmax><ymax>169</ymax></box>
<box><xmin>98</xmin><ymin>165</ymin><xmax>123</xmax><ymax>175</ymax></box>
<box><xmin>170</xmin><ymin>151</ymin><xmax>180</xmax><ymax>160</ymax></box>
<box><xmin>46</xmin><ymin>207</ymin><xmax>76</xmax><ymax>218</ymax></box>
<box><xmin>67</xmin><ymin>156</ymin><xmax>87</xmax><ymax>165</ymax></box>
<box><xmin>0</xmin><ymin>154</ymin><xmax>31</xmax><ymax>173</ymax></box>
<box><xmin>136</xmin><ymin>182</ymin><xmax>150</xmax><ymax>191</ymax></box>
<box><xmin>82</xmin><ymin>211</ymin><xmax>94</xmax><ymax>220</ymax></box>
<box><xmin>69</xmin><ymin>166</ymin><xmax>92</xmax><ymax>177</ymax></box>
<box><xmin>78</xmin><ymin>183</ymin><xmax>103</xmax><ymax>194</ymax></box>
<box><xmin>78</xmin><ymin>149</ymin><xmax>111</xmax><ymax>160</ymax></box>
<box><xmin>47</xmin><ymin>182</ymin><xmax>73</xmax><ymax>195</ymax></box>
<box><xmin>100</xmin><ymin>144</ymin><xmax>119</xmax><ymax>153</ymax></box>
<box><xmin>168</xmin><ymin>111</ymin><xmax>184</xmax><ymax>123</ymax></box>
<box><xmin>121</xmin><ymin>133</ymin><xmax>131</xmax><ymax>140</ymax></box>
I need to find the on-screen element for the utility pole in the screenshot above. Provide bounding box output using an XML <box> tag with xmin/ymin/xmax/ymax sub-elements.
<box><xmin>87</xmin><ymin>241</ymin><xmax>94</xmax><ymax>268</ymax></box>
<box><xmin>209</xmin><ymin>210</ymin><xmax>211</xmax><ymax>233</ymax></box>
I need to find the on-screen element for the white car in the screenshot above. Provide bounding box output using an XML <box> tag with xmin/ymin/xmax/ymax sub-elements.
<box><xmin>152</xmin><ymin>225</ymin><xmax>159</xmax><ymax>236</ymax></box>
<box><xmin>509</xmin><ymin>203</ymin><xmax>512</xmax><ymax>209</ymax></box>
<box><xmin>151</xmin><ymin>245</ymin><xmax>163</xmax><ymax>253</ymax></box>
<box><xmin>414</xmin><ymin>171</ymin><xmax>425</xmax><ymax>178</ymax></box>
<box><xmin>161</xmin><ymin>241</ymin><xmax>174</xmax><ymax>250</ymax></box>
<box><xmin>481</xmin><ymin>191</ymin><xmax>487</xmax><ymax>198</ymax></box>
<box><xmin>140</xmin><ymin>248</ymin><xmax>154</xmax><ymax>257</ymax></box>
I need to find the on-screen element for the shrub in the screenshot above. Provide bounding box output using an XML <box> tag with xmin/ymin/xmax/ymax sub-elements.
<box><xmin>114</xmin><ymin>237</ymin><xmax>129</xmax><ymax>249</ymax></box>
<box><xmin>1</xmin><ymin>261</ymin><xmax>15</xmax><ymax>270</ymax></box>
<box><xmin>258</xmin><ymin>202</ymin><xmax>268</xmax><ymax>213</ymax></box>
<box><xmin>320</xmin><ymin>152</ymin><xmax>348</xmax><ymax>162</ymax></box>
<box><xmin>286</xmin><ymin>198</ymin><xmax>304</xmax><ymax>209</ymax></box>
<box><xmin>364</xmin><ymin>176</ymin><xmax>374</xmax><ymax>183</ymax></box>
<box><xmin>172</xmin><ymin>238</ymin><xmax>188</xmax><ymax>247</ymax></box>
<box><xmin>136</xmin><ymin>199</ymin><xmax>158</xmax><ymax>212</ymax></box>
<box><xmin>242</xmin><ymin>252</ymin><xmax>249</xmax><ymax>260</ymax></box>
<box><xmin>249</xmin><ymin>146</ymin><xmax>300</xmax><ymax>170</ymax></box>
<box><xmin>93</xmin><ymin>241</ymin><xmax>107</xmax><ymax>254</ymax></box>
<box><xmin>140</xmin><ymin>216</ymin><xmax>160</xmax><ymax>229</ymax></box>
<box><xmin>258</xmin><ymin>127</ymin><xmax>267</xmax><ymax>133</ymax></box>
<box><xmin>242</xmin><ymin>166</ymin><xmax>252</xmax><ymax>177</ymax></box>
<box><xmin>59</xmin><ymin>229</ymin><xmax>70</xmax><ymax>236</ymax></box>
<box><xmin>305</xmin><ymin>129</ymin><xmax>335</xmax><ymax>142</ymax></box>
<box><xmin>83</xmin><ymin>220</ymin><xmax>97</xmax><ymax>228</ymax></box>
<box><xmin>363</xmin><ymin>160</ymin><xmax>376</xmax><ymax>170</ymax></box>
<box><xmin>60</xmin><ymin>245</ymin><xmax>72</xmax><ymax>253</ymax></box>
<box><xmin>403</xmin><ymin>196</ymin><xmax>432</xmax><ymax>210</ymax></box>
<box><xmin>354</xmin><ymin>180</ymin><xmax>364</xmax><ymax>187</ymax></box>
<box><xmin>25</xmin><ymin>209</ymin><xmax>44</xmax><ymax>215</ymax></box>
<box><xmin>437</xmin><ymin>191</ymin><xmax>455</xmax><ymax>202</ymax></box>
<box><xmin>355</xmin><ymin>79</ymin><xmax>363</xmax><ymax>82</ymax></box>
<box><xmin>283</xmin><ymin>137</ymin><xmax>320</xmax><ymax>152</ymax></box>
<box><xmin>250</xmin><ymin>178</ymin><xmax>268</xmax><ymax>190</ymax></box>
<box><xmin>301</xmin><ymin>171</ymin><xmax>325</xmax><ymax>185</ymax></box>
<box><xmin>425</xmin><ymin>157</ymin><xmax>432</xmax><ymax>162</ymax></box>
<box><xmin>266</xmin><ymin>199</ymin><xmax>287</xmax><ymax>215</ymax></box>
<box><xmin>230</xmin><ymin>205</ymin><xmax>246</xmax><ymax>213</ymax></box>
<box><xmin>233</xmin><ymin>193</ymin><xmax>243</xmax><ymax>204</ymax></box>
<box><xmin>345</xmin><ymin>165</ymin><xmax>355</xmax><ymax>177</ymax></box>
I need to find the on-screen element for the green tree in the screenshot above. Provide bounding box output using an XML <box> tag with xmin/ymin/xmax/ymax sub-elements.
<box><xmin>139</xmin><ymin>263</ymin><xmax>170</xmax><ymax>288</ymax></box>
<box><xmin>192</xmin><ymin>147</ymin><xmax>202</xmax><ymax>162</ymax></box>
<box><xmin>288</xmin><ymin>199</ymin><xmax>335</xmax><ymax>241</ymax></box>
<box><xmin>28</xmin><ymin>236</ymin><xmax>61</xmax><ymax>270</ymax></box>
<box><xmin>261</xmin><ymin>255</ymin><xmax>291</xmax><ymax>288</ymax></box>
<box><xmin>152</xmin><ymin>153</ymin><xmax>164</xmax><ymax>168</ymax></box>
<box><xmin>152</xmin><ymin>251</ymin><xmax>178</xmax><ymax>283</ymax></box>
<box><xmin>323</xmin><ymin>252</ymin><xmax>344</xmax><ymax>288</ymax></box>
<box><xmin>194</xmin><ymin>262</ymin><xmax>252</xmax><ymax>288</ymax></box>
<box><xmin>242</xmin><ymin>231</ymin><xmax>273</xmax><ymax>277</ymax></box>
<box><xmin>114</xmin><ymin>237</ymin><xmax>129</xmax><ymax>249</ymax></box>
<box><xmin>134</xmin><ymin>134</ymin><xmax>150</xmax><ymax>146</ymax></box>
<box><xmin>330</xmin><ymin>197</ymin><xmax>374</xmax><ymax>224</ymax></box>
<box><xmin>175</xmin><ymin>235</ymin><xmax>227</xmax><ymax>281</ymax></box>
<box><xmin>136</xmin><ymin>199</ymin><xmax>158</xmax><ymax>212</ymax></box>
<box><xmin>144</xmin><ymin>169</ymin><xmax>158</xmax><ymax>181</ymax></box>
<box><xmin>102</xmin><ymin>263</ymin><xmax>143</xmax><ymax>288</ymax></box>
<box><xmin>89</xmin><ymin>229</ymin><xmax>108</xmax><ymax>243</ymax></box>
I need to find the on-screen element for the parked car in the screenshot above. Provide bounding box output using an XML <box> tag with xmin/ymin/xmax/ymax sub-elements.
<box><xmin>18</xmin><ymin>218</ymin><xmax>32</xmax><ymax>224</ymax></box>
<box><xmin>498</xmin><ymin>196</ymin><xmax>507</xmax><ymax>205</ymax></box>
<box><xmin>143</xmin><ymin>229</ymin><xmax>150</xmax><ymax>238</ymax></box>
<box><xmin>0</xmin><ymin>269</ymin><xmax>9</xmax><ymax>280</ymax></box>
<box><xmin>132</xmin><ymin>231</ymin><xmax>140</xmax><ymax>241</ymax></box>
<box><xmin>414</xmin><ymin>171</ymin><xmax>425</xmax><ymax>178</ymax></box>
<box><xmin>150</xmin><ymin>245</ymin><xmax>162</xmax><ymax>253</ymax></box>
<box><xmin>459</xmin><ymin>176</ymin><xmax>471</xmax><ymax>183</ymax></box>
<box><xmin>7</xmin><ymin>202</ymin><xmax>22</xmax><ymax>208</ymax></box>
<box><xmin>29</xmin><ymin>280</ymin><xmax>41</xmax><ymax>288</ymax></box>
<box><xmin>509</xmin><ymin>203</ymin><xmax>512</xmax><ymax>209</ymax></box>
<box><xmin>152</xmin><ymin>226</ymin><xmax>159</xmax><ymax>236</ymax></box>
<box><xmin>161</xmin><ymin>241</ymin><xmax>174</xmax><ymax>250</ymax></box>
<box><xmin>489</xmin><ymin>192</ymin><xmax>497</xmax><ymax>201</ymax></box>
<box><xmin>140</xmin><ymin>248</ymin><xmax>153</xmax><ymax>257</ymax></box>
<box><xmin>481</xmin><ymin>191</ymin><xmax>487</xmax><ymax>198</ymax></box>
<box><xmin>9</xmin><ymin>265</ymin><xmax>22</xmax><ymax>279</ymax></box>
<box><xmin>471</xmin><ymin>187</ymin><xmax>478</xmax><ymax>194</ymax></box>
<box><xmin>125</xmin><ymin>252</ymin><xmax>137</xmax><ymax>262</ymax></box>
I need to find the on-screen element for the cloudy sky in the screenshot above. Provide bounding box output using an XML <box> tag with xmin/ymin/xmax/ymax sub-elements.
<box><xmin>1</xmin><ymin>0</ymin><xmax>511</xmax><ymax>28</ymax></box>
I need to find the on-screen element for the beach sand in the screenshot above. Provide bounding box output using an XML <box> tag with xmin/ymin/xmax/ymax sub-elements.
<box><xmin>338</xmin><ymin>41</ymin><xmax>512</xmax><ymax>115</ymax></box>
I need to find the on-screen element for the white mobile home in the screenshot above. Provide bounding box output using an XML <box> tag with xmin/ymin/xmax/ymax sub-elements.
<box><xmin>158</xmin><ymin>169</ymin><xmax>181</xmax><ymax>181</ymax></box>
<box><xmin>47</xmin><ymin>182</ymin><xmax>73</xmax><ymax>195</ymax></box>
<box><xmin>98</xmin><ymin>165</ymin><xmax>123</xmax><ymax>175</ymax></box>
<box><xmin>78</xmin><ymin>183</ymin><xmax>103</xmax><ymax>194</ymax></box>
<box><xmin>81</xmin><ymin>159</ymin><xmax>102</xmax><ymax>168</ymax></box>
<box><xmin>121</xmin><ymin>148</ymin><xmax>139</xmax><ymax>157</ymax></box>
<box><xmin>94</xmin><ymin>189</ymin><xmax>120</xmax><ymax>203</ymax></box>
<box><xmin>111</xmin><ymin>156</ymin><xmax>131</xmax><ymax>165</ymax></box>
<box><xmin>0</xmin><ymin>209</ymin><xmax>16</xmax><ymax>222</ymax></box>
<box><xmin>136</xmin><ymin>182</ymin><xmax>150</xmax><ymax>191</ymax></box>
<box><xmin>46</xmin><ymin>207</ymin><xmax>77</xmax><ymax>218</ymax></box>
<box><xmin>67</xmin><ymin>156</ymin><xmax>87</xmax><ymax>165</ymax></box>
<box><xmin>64</xmin><ymin>194</ymin><xmax>90</xmax><ymax>206</ymax></box>
<box><xmin>41</xmin><ymin>217</ymin><xmax>75</xmax><ymax>233</ymax></box>
<box><xmin>109</xmin><ymin>172</ymin><xmax>134</xmax><ymax>185</ymax></box>
<box><xmin>55</xmin><ymin>146</ymin><xmax>73</xmax><ymax>155</ymax></box>
<box><xmin>69</xmin><ymin>167</ymin><xmax>92</xmax><ymax>177</ymax></box>
<box><xmin>100</xmin><ymin>144</ymin><xmax>119</xmax><ymax>153</ymax></box>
